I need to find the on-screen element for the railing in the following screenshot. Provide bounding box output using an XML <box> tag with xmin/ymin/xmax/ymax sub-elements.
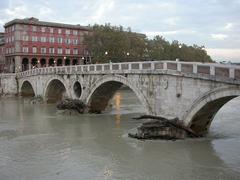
<box><xmin>0</xmin><ymin>73</ymin><xmax>16</xmax><ymax>77</ymax></box>
<box><xmin>16</xmin><ymin>61</ymin><xmax>240</xmax><ymax>80</ymax></box>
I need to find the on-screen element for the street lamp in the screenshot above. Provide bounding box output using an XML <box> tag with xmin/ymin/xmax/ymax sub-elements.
<box><xmin>177</xmin><ymin>44</ymin><xmax>182</xmax><ymax>61</ymax></box>
<box><xmin>126</xmin><ymin>52</ymin><xmax>130</xmax><ymax>56</ymax></box>
<box><xmin>105</xmin><ymin>51</ymin><xmax>108</xmax><ymax>55</ymax></box>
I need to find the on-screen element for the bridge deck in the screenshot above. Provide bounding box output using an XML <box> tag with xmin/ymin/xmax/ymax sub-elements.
<box><xmin>13</xmin><ymin>61</ymin><xmax>240</xmax><ymax>84</ymax></box>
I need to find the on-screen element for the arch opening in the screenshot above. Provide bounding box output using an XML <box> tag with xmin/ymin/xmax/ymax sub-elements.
<box><xmin>65</xmin><ymin>58</ymin><xmax>70</xmax><ymax>66</ymax></box>
<box><xmin>49</xmin><ymin>58</ymin><xmax>55</xmax><ymax>66</ymax></box>
<box><xmin>40</xmin><ymin>58</ymin><xmax>46</xmax><ymax>67</ymax></box>
<box><xmin>57</xmin><ymin>59</ymin><xmax>62</xmax><ymax>66</ymax></box>
<box><xmin>87</xmin><ymin>80</ymin><xmax>146</xmax><ymax>114</ymax></box>
<box><xmin>73</xmin><ymin>81</ymin><xmax>82</xmax><ymax>98</ymax></box>
<box><xmin>21</xmin><ymin>81</ymin><xmax>35</xmax><ymax>97</ymax></box>
<box><xmin>72</xmin><ymin>59</ymin><xmax>78</xmax><ymax>65</ymax></box>
<box><xmin>31</xmin><ymin>58</ymin><xmax>38</xmax><ymax>68</ymax></box>
<box><xmin>22</xmin><ymin>58</ymin><xmax>29</xmax><ymax>71</ymax></box>
<box><xmin>45</xmin><ymin>79</ymin><xmax>66</xmax><ymax>103</ymax></box>
<box><xmin>189</xmin><ymin>96</ymin><xmax>237</xmax><ymax>135</ymax></box>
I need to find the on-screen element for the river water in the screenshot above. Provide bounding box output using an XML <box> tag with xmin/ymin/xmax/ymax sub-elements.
<box><xmin>0</xmin><ymin>89</ymin><xmax>240</xmax><ymax>180</ymax></box>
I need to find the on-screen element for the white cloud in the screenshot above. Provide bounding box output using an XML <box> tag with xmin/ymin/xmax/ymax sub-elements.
<box><xmin>38</xmin><ymin>4</ymin><xmax>53</xmax><ymax>17</ymax></box>
<box><xmin>4</xmin><ymin>5</ymin><xmax>27</xmax><ymax>18</ymax></box>
<box><xmin>207</xmin><ymin>48</ymin><xmax>240</xmax><ymax>62</ymax></box>
<box><xmin>89</xmin><ymin>0</ymin><xmax>115</xmax><ymax>23</ymax></box>
<box><xmin>211</xmin><ymin>34</ymin><xmax>228</xmax><ymax>40</ymax></box>
<box><xmin>164</xmin><ymin>17</ymin><xmax>180</xmax><ymax>26</ymax></box>
<box><xmin>145</xmin><ymin>29</ymin><xmax>197</xmax><ymax>38</ymax></box>
<box><xmin>224</xmin><ymin>22</ymin><xmax>234</xmax><ymax>30</ymax></box>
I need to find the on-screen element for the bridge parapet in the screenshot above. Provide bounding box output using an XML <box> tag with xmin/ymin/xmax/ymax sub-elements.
<box><xmin>16</xmin><ymin>61</ymin><xmax>240</xmax><ymax>81</ymax></box>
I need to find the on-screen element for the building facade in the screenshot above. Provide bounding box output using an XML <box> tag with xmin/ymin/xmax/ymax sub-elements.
<box><xmin>3</xmin><ymin>17</ymin><xmax>91</xmax><ymax>72</ymax></box>
<box><xmin>0</xmin><ymin>32</ymin><xmax>5</xmax><ymax>72</ymax></box>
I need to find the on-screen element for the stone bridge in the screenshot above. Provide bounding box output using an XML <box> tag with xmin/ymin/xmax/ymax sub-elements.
<box><xmin>1</xmin><ymin>60</ymin><xmax>240</xmax><ymax>135</ymax></box>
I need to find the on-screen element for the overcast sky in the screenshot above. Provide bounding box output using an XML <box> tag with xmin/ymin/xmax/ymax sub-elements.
<box><xmin>0</xmin><ymin>0</ymin><xmax>240</xmax><ymax>62</ymax></box>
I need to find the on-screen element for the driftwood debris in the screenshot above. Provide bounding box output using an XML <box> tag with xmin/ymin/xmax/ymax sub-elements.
<box><xmin>56</xmin><ymin>99</ymin><xmax>87</xmax><ymax>113</ymax></box>
<box><xmin>129</xmin><ymin>115</ymin><xmax>200</xmax><ymax>140</ymax></box>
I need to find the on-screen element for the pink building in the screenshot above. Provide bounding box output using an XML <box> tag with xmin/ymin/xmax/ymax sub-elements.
<box><xmin>0</xmin><ymin>32</ymin><xmax>5</xmax><ymax>72</ymax></box>
<box><xmin>3</xmin><ymin>17</ymin><xmax>91</xmax><ymax>72</ymax></box>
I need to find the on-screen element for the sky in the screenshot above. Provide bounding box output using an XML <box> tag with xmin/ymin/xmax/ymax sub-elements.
<box><xmin>0</xmin><ymin>0</ymin><xmax>240</xmax><ymax>62</ymax></box>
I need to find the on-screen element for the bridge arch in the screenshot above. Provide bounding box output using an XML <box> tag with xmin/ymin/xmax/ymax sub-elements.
<box><xmin>73</xmin><ymin>81</ymin><xmax>82</xmax><ymax>98</ymax></box>
<box><xmin>20</xmin><ymin>80</ymin><xmax>35</xmax><ymax>97</ymax></box>
<box><xmin>86</xmin><ymin>75</ymin><xmax>149</xmax><ymax>113</ymax></box>
<box><xmin>183</xmin><ymin>87</ymin><xmax>240</xmax><ymax>135</ymax></box>
<box><xmin>44</xmin><ymin>78</ymin><xmax>68</xmax><ymax>103</ymax></box>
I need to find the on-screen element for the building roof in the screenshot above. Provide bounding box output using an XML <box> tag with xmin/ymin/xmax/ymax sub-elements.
<box><xmin>4</xmin><ymin>17</ymin><xmax>91</xmax><ymax>31</ymax></box>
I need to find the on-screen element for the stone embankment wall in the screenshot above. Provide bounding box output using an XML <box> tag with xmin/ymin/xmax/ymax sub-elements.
<box><xmin>0</xmin><ymin>74</ymin><xmax>17</xmax><ymax>96</ymax></box>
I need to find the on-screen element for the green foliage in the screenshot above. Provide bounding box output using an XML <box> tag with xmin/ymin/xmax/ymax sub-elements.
<box><xmin>84</xmin><ymin>24</ymin><xmax>213</xmax><ymax>63</ymax></box>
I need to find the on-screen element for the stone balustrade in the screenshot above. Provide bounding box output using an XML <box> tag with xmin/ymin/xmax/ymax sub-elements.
<box><xmin>15</xmin><ymin>61</ymin><xmax>240</xmax><ymax>80</ymax></box>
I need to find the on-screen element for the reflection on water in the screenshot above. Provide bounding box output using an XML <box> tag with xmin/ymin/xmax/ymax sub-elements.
<box><xmin>0</xmin><ymin>91</ymin><xmax>240</xmax><ymax>180</ymax></box>
<box><xmin>114</xmin><ymin>92</ymin><xmax>121</xmax><ymax>127</ymax></box>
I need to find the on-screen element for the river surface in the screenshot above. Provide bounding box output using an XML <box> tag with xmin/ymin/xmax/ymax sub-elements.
<box><xmin>0</xmin><ymin>89</ymin><xmax>240</xmax><ymax>180</ymax></box>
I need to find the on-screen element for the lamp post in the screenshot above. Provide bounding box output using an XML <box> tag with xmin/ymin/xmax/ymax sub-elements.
<box><xmin>105</xmin><ymin>51</ymin><xmax>110</xmax><ymax>63</ymax></box>
<box><xmin>82</xmin><ymin>56</ymin><xmax>85</xmax><ymax>64</ymax></box>
<box><xmin>126</xmin><ymin>52</ymin><xmax>130</xmax><ymax>61</ymax></box>
<box><xmin>176</xmin><ymin>44</ymin><xmax>182</xmax><ymax>61</ymax></box>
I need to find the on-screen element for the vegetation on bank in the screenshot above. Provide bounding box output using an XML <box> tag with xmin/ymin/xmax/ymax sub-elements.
<box><xmin>84</xmin><ymin>24</ymin><xmax>213</xmax><ymax>63</ymax></box>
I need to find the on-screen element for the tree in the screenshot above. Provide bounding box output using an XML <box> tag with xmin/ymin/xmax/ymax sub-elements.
<box><xmin>84</xmin><ymin>24</ymin><xmax>213</xmax><ymax>63</ymax></box>
<box><xmin>84</xmin><ymin>24</ymin><xmax>146</xmax><ymax>63</ymax></box>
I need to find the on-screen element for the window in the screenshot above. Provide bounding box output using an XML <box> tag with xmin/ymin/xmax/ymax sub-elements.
<box><xmin>40</xmin><ymin>37</ymin><xmax>46</xmax><ymax>42</ymax></box>
<box><xmin>32</xmin><ymin>26</ymin><xmax>37</xmax><ymax>32</ymax></box>
<box><xmin>50</xmin><ymin>28</ymin><xmax>54</xmax><ymax>33</ymax></box>
<box><xmin>73</xmin><ymin>30</ymin><xmax>78</xmax><ymax>35</ymax></box>
<box><xmin>11</xmin><ymin>36</ymin><xmax>14</xmax><ymax>42</ymax></box>
<box><xmin>49</xmin><ymin>47</ymin><xmax>54</xmax><ymax>54</ymax></box>
<box><xmin>32</xmin><ymin>36</ymin><xmax>38</xmax><ymax>42</ymax></box>
<box><xmin>58</xmin><ymin>29</ymin><xmax>62</xmax><ymax>34</ymax></box>
<box><xmin>57</xmin><ymin>37</ymin><xmax>63</xmax><ymax>43</ymax></box>
<box><xmin>11</xmin><ymin>25</ymin><xmax>15</xmax><ymax>31</ymax></box>
<box><xmin>65</xmin><ymin>38</ymin><xmax>71</xmax><ymax>44</ymax></box>
<box><xmin>49</xmin><ymin>37</ymin><xmax>55</xmax><ymax>43</ymax></box>
<box><xmin>41</xmin><ymin>27</ymin><xmax>46</xmax><ymax>32</ymax></box>
<box><xmin>65</xmin><ymin>29</ymin><xmax>70</xmax><ymax>35</ymax></box>
<box><xmin>32</xmin><ymin>47</ymin><xmax>37</xmax><ymax>53</ymax></box>
<box><xmin>57</xmin><ymin>48</ymin><xmax>62</xmax><ymax>54</ymax></box>
<box><xmin>65</xmin><ymin>48</ymin><xmax>70</xmax><ymax>54</ymax></box>
<box><xmin>73</xmin><ymin>48</ymin><xmax>78</xmax><ymax>55</ymax></box>
<box><xmin>41</xmin><ymin>47</ymin><xmax>46</xmax><ymax>54</ymax></box>
<box><xmin>22</xmin><ymin>47</ymin><xmax>29</xmax><ymax>53</ymax></box>
<box><xmin>73</xmin><ymin>39</ymin><xmax>78</xmax><ymax>45</ymax></box>
<box><xmin>22</xmin><ymin>35</ymin><xmax>29</xmax><ymax>41</ymax></box>
<box><xmin>11</xmin><ymin>47</ymin><xmax>14</xmax><ymax>53</ymax></box>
